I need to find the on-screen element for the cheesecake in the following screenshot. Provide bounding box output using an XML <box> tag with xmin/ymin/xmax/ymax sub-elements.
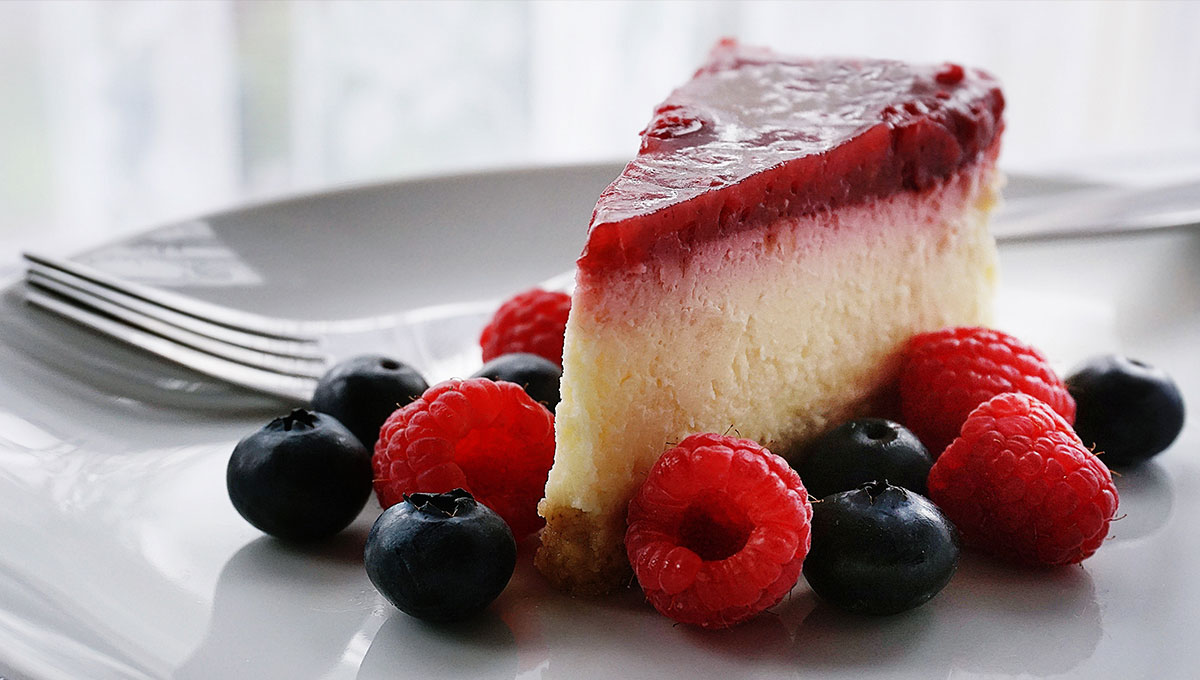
<box><xmin>537</xmin><ymin>40</ymin><xmax>1005</xmax><ymax>595</ymax></box>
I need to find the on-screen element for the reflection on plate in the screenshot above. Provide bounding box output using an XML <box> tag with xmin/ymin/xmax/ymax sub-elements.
<box><xmin>0</xmin><ymin>164</ymin><xmax>1198</xmax><ymax>680</ymax></box>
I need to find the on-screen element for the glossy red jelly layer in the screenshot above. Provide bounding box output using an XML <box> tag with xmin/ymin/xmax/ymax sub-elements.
<box><xmin>578</xmin><ymin>39</ymin><xmax>1005</xmax><ymax>274</ymax></box>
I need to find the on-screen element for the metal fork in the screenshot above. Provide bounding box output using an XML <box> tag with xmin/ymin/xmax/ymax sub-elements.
<box><xmin>20</xmin><ymin>178</ymin><xmax>1200</xmax><ymax>402</ymax></box>
<box><xmin>22</xmin><ymin>252</ymin><xmax>575</xmax><ymax>402</ymax></box>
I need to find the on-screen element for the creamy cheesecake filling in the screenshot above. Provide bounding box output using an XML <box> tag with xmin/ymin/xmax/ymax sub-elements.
<box><xmin>537</xmin><ymin>159</ymin><xmax>1000</xmax><ymax>595</ymax></box>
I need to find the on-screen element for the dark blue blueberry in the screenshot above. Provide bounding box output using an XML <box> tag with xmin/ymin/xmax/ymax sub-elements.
<box><xmin>364</xmin><ymin>489</ymin><xmax>516</xmax><ymax>622</ymax></box>
<box><xmin>470</xmin><ymin>352</ymin><xmax>562</xmax><ymax>410</ymax></box>
<box><xmin>1066</xmin><ymin>354</ymin><xmax>1185</xmax><ymax>468</ymax></box>
<box><xmin>803</xmin><ymin>481</ymin><xmax>959</xmax><ymax>615</ymax></box>
<box><xmin>794</xmin><ymin>418</ymin><xmax>932</xmax><ymax>498</ymax></box>
<box><xmin>311</xmin><ymin>355</ymin><xmax>429</xmax><ymax>449</ymax></box>
<box><xmin>227</xmin><ymin>409</ymin><xmax>372</xmax><ymax>541</ymax></box>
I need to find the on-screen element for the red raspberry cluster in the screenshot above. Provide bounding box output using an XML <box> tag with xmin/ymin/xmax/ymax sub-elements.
<box><xmin>479</xmin><ymin>288</ymin><xmax>571</xmax><ymax>368</ymax></box>
<box><xmin>900</xmin><ymin>326</ymin><xmax>1076</xmax><ymax>456</ymax></box>
<box><xmin>900</xmin><ymin>327</ymin><xmax>1116</xmax><ymax>565</ymax></box>
<box><xmin>625</xmin><ymin>433</ymin><xmax>812</xmax><ymax>629</ymax></box>
<box><xmin>928</xmin><ymin>392</ymin><xmax>1118</xmax><ymax>565</ymax></box>
<box><xmin>373</xmin><ymin>378</ymin><xmax>555</xmax><ymax>537</ymax></box>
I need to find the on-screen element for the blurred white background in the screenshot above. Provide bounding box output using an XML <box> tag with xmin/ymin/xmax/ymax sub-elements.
<box><xmin>2</xmin><ymin>0</ymin><xmax>1199</xmax><ymax>259</ymax></box>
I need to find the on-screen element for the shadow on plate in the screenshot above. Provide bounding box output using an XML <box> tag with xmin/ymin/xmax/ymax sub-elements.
<box><xmin>937</xmin><ymin>554</ymin><xmax>1101</xmax><ymax>677</ymax></box>
<box><xmin>356</xmin><ymin>539</ymin><xmax>563</xmax><ymax>680</ymax></box>
<box><xmin>357</xmin><ymin>610</ymin><xmax>517</xmax><ymax>680</ymax></box>
<box><xmin>1108</xmin><ymin>460</ymin><xmax>1174</xmax><ymax>542</ymax></box>
<box><xmin>173</xmin><ymin>531</ymin><xmax>374</xmax><ymax>680</ymax></box>
<box><xmin>664</xmin><ymin>552</ymin><xmax>1103</xmax><ymax>677</ymax></box>
<box><xmin>783</xmin><ymin>552</ymin><xmax>1101</xmax><ymax>677</ymax></box>
<box><xmin>345</xmin><ymin>536</ymin><xmax>1103</xmax><ymax>679</ymax></box>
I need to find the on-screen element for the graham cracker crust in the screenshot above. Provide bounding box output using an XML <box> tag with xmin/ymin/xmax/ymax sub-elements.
<box><xmin>535</xmin><ymin>502</ymin><xmax>632</xmax><ymax>596</ymax></box>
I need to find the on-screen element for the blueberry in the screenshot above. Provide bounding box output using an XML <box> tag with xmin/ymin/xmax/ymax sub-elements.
<box><xmin>311</xmin><ymin>355</ymin><xmax>429</xmax><ymax>449</ymax></box>
<box><xmin>227</xmin><ymin>409</ymin><xmax>372</xmax><ymax>541</ymax></box>
<box><xmin>364</xmin><ymin>489</ymin><xmax>516</xmax><ymax>622</ymax></box>
<box><xmin>470</xmin><ymin>352</ymin><xmax>562</xmax><ymax>410</ymax></box>
<box><xmin>803</xmin><ymin>481</ymin><xmax>959</xmax><ymax>615</ymax></box>
<box><xmin>794</xmin><ymin>418</ymin><xmax>932</xmax><ymax>498</ymax></box>
<box><xmin>1066</xmin><ymin>354</ymin><xmax>1186</xmax><ymax>467</ymax></box>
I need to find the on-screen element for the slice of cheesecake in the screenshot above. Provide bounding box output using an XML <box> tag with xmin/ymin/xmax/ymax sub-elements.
<box><xmin>537</xmin><ymin>40</ymin><xmax>1005</xmax><ymax>595</ymax></box>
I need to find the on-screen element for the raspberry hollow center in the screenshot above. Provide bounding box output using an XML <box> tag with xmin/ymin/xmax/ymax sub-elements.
<box><xmin>678</xmin><ymin>491</ymin><xmax>754</xmax><ymax>561</ymax></box>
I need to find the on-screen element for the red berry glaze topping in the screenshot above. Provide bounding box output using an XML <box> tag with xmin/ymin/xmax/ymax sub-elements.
<box><xmin>625</xmin><ymin>433</ymin><xmax>813</xmax><ymax>629</ymax></box>
<box><xmin>900</xmin><ymin>326</ymin><xmax>1076</xmax><ymax>456</ymax></box>
<box><xmin>580</xmin><ymin>39</ymin><xmax>1004</xmax><ymax>274</ymax></box>
<box><xmin>479</xmin><ymin>288</ymin><xmax>571</xmax><ymax>369</ymax></box>
<box><xmin>927</xmin><ymin>392</ymin><xmax>1118</xmax><ymax>566</ymax></box>
<box><xmin>935</xmin><ymin>63</ymin><xmax>965</xmax><ymax>85</ymax></box>
<box><xmin>373</xmin><ymin>378</ymin><xmax>555</xmax><ymax>537</ymax></box>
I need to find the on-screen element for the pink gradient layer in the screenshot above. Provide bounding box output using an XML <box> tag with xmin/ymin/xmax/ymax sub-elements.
<box><xmin>575</xmin><ymin>142</ymin><xmax>999</xmax><ymax>317</ymax></box>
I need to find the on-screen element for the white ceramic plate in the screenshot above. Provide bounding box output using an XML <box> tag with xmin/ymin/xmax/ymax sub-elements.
<box><xmin>0</xmin><ymin>164</ymin><xmax>1197</xmax><ymax>680</ymax></box>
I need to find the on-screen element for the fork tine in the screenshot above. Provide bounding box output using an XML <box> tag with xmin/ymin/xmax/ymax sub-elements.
<box><xmin>26</xmin><ymin>273</ymin><xmax>329</xmax><ymax>380</ymax></box>
<box><xmin>23</xmin><ymin>252</ymin><xmax>317</xmax><ymax>341</ymax></box>
<box><xmin>25</xmin><ymin>262</ymin><xmax>326</xmax><ymax>361</ymax></box>
<box><xmin>24</xmin><ymin>287</ymin><xmax>317</xmax><ymax>402</ymax></box>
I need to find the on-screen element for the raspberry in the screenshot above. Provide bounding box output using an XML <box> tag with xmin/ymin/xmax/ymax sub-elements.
<box><xmin>479</xmin><ymin>289</ymin><xmax>571</xmax><ymax>368</ymax></box>
<box><xmin>372</xmin><ymin>378</ymin><xmax>554</xmax><ymax>537</ymax></box>
<box><xmin>625</xmin><ymin>433</ymin><xmax>813</xmax><ymax>629</ymax></box>
<box><xmin>900</xmin><ymin>326</ymin><xmax>1076</xmax><ymax>456</ymax></box>
<box><xmin>927</xmin><ymin>392</ymin><xmax>1119</xmax><ymax>566</ymax></box>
